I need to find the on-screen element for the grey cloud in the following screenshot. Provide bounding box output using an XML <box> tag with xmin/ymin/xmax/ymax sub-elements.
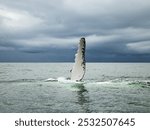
<box><xmin>0</xmin><ymin>0</ymin><xmax>150</xmax><ymax>61</ymax></box>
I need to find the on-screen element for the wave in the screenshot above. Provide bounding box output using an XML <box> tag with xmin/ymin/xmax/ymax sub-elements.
<box><xmin>2</xmin><ymin>76</ymin><xmax>149</xmax><ymax>89</ymax></box>
<box><xmin>128</xmin><ymin>81</ymin><xmax>150</xmax><ymax>88</ymax></box>
<box><xmin>0</xmin><ymin>78</ymin><xmax>42</xmax><ymax>83</ymax></box>
<box><xmin>45</xmin><ymin>76</ymin><xmax>150</xmax><ymax>86</ymax></box>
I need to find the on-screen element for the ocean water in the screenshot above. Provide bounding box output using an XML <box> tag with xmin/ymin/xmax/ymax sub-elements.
<box><xmin>0</xmin><ymin>63</ymin><xmax>150</xmax><ymax>113</ymax></box>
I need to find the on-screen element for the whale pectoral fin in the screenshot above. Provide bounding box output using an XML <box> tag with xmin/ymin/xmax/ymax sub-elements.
<box><xmin>71</xmin><ymin>37</ymin><xmax>86</xmax><ymax>81</ymax></box>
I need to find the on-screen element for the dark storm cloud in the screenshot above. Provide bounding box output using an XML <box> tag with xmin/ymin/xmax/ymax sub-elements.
<box><xmin>0</xmin><ymin>0</ymin><xmax>150</xmax><ymax>62</ymax></box>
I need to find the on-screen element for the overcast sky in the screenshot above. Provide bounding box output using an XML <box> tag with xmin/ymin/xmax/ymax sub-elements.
<box><xmin>0</xmin><ymin>0</ymin><xmax>150</xmax><ymax>62</ymax></box>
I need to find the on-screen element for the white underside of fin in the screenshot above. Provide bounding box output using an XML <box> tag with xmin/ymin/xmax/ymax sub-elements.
<box><xmin>71</xmin><ymin>38</ymin><xmax>86</xmax><ymax>81</ymax></box>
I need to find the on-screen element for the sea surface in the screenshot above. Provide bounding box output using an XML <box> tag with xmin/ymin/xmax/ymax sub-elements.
<box><xmin>0</xmin><ymin>63</ymin><xmax>150</xmax><ymax>113</ymax></box>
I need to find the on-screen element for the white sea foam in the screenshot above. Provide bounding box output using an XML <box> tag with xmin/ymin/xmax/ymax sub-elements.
<box><xmin>45</xmin><ymin>76</ymin><xmax>85</xmax><ymax>84</ymax></box>
<box><xmin>57</xmin><ymin>77</ymin><xmax>84</xmax><ymax>84</ymax></box>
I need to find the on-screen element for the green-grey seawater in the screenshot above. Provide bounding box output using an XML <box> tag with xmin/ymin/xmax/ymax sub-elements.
<box><xmin>0</xmin><ymin>63</ymin><xmax>150</xmax><ymax>113</ymax></box>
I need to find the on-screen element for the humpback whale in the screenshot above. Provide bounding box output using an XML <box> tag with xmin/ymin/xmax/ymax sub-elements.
<box><xmin>71</xmin><ymin>38</ymin><xmax>86</xmax><ymax>81</ymax></box>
